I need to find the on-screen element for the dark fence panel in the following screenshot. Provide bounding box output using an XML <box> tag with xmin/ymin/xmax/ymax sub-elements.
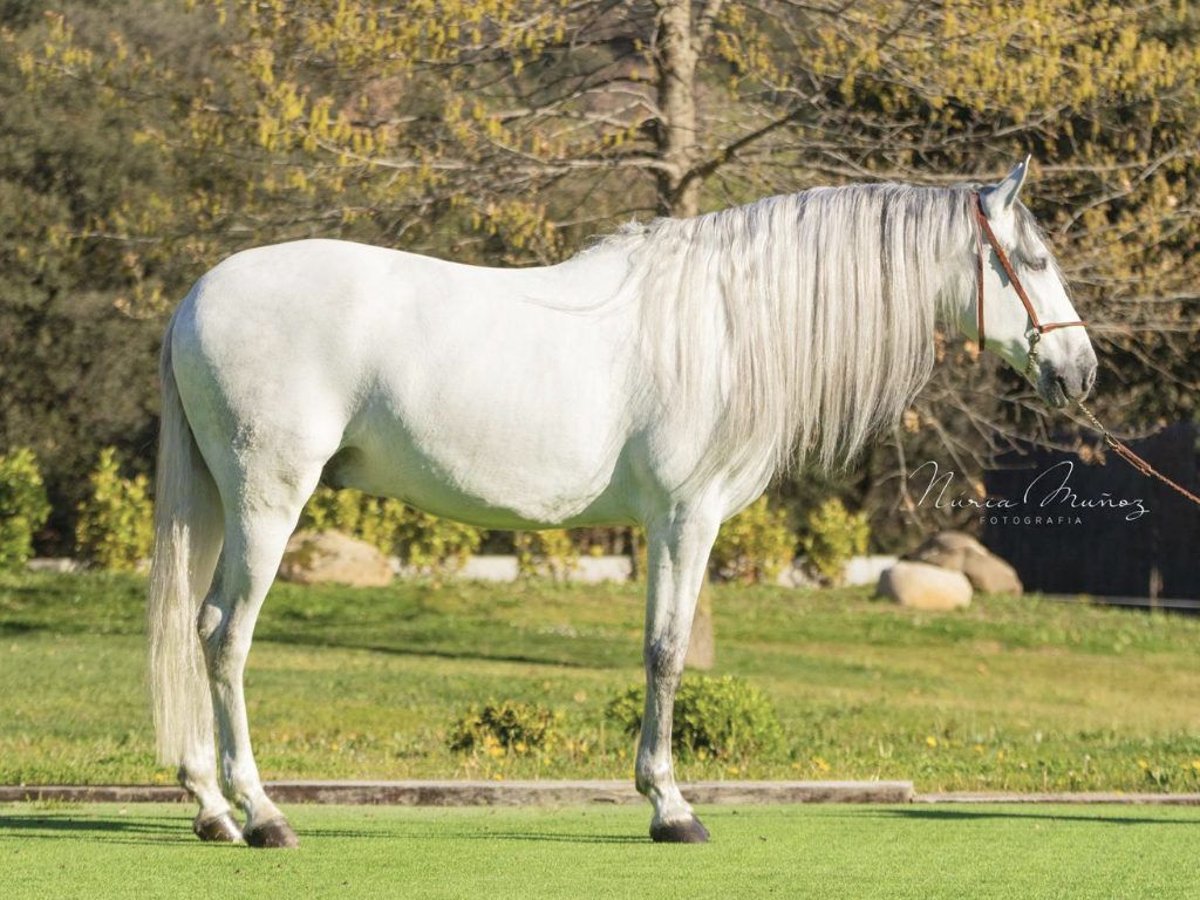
<box><xmin>982</xmin><ymin>423</ymin><xmax>1199</xmax><ymax>600</ymax></box>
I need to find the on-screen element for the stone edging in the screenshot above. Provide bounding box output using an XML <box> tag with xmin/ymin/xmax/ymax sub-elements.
<box><xmin>0</xmin><ymin>780</ymin><xmax>911</xmax><ymax>805</ymax></box>
<box><xmin>6</xmin><ymin>781</ymin><xmax>1200</xmax><ymax>806</ymax></box>
<box><xmin>914</xmin><ymin>791</ymin><xmax>1200</xmax><ymax>805</ymax></box>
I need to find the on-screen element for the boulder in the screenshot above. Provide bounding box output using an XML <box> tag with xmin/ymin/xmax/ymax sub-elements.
<box><xmin>876</xmin><ymin>561</ymin><xmax>972</xmax><ymax>611</ymax></box>
<box><xmin>776</xmin><ymin>562</ymin><xmax>818</xmax><ymax>589</ymax></box>
<box><xmin>278</xmin><ymin>530</ymin><xmax>393</xmax><ymax>588</ymax></box>
<box><xmin>960</xmin><ymin>552</ymin><xmax>1023</xmax><ymax>595</ymax></box>
<box><xmin>905</xmin><ymin>531</ymin><xmax>1023</xmax><ymax>596</ymax></box>
<box><xmin>26</xmin><ymin>557</ymin><xmax>85</xmax><ymax>574</ymax></box>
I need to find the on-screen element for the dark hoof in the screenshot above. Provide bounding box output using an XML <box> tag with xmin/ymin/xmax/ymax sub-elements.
<box><xmin>650</xmin><ymin>817</ymin><xmax>710</xmax><ymax>844</ymax></box>
<box><xmin>193</xmin><ymin>812</ymin><xmax>243</xmax><ymax>843</ymax></box>
<box><xmin>244</xmin><ymin>818</ymin><xmax>300</xmax><ymax>849</ymax></box>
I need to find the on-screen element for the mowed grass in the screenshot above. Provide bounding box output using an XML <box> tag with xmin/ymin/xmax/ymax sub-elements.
<box><xmin>3</xmin><ymin>802</ymin><xmax>1200</xmax><ymax>900</ymax></box>
<box><xmin>1</xmin><ymin>571</ymin><xmax>1199</xmax><ymax>791</ymax></box>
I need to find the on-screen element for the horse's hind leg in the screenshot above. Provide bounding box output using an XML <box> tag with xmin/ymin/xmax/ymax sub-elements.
<box><xmin>637</xmin><ymin>499</ymin><xmax>722</xmax><ymax>843</ymax></box>
<box><xmin>199</xmin><ymin>466</ymin><xmax>318</xmax><ymax>849</ymax></box>
<box><xmin>182</xmin><ymin>738</ymin><xmax>242</xmax><ymax>842</ymax></box>
<box><xmin>154</xmin><ymin>456</ymin><xmax>241</xmax><ymax>842</ymax></box>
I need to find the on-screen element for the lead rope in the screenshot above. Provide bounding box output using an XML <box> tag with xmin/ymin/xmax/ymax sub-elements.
<box><xmin>1022</xmin><ymin>331</ymin><xmax>1041</xmax><ymax>382</ymax></box>
<box><xmin>1072</xmin><ymin>398</ymin><xmax>1200</xmax><ymax>507</ymax></box>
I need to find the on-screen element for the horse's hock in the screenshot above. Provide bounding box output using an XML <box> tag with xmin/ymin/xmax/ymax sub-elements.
<box><xmin>278</xmin><ymin>530</ymin><xmax>393</xmax><ymax>588</ymax></box>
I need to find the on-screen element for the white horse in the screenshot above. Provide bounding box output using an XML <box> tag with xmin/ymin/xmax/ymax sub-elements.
<box><xmin>150</xmin><ymin>159</ymin><xmax>1096</xmax><ymax>847</ymax></box>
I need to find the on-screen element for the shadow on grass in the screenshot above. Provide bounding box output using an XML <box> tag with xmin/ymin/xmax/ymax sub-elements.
<box><xmin>0</xmin><ymin>813</ymin><xmax>190</xmax><ymax>844</ymax></box>
<box><xmin>862</xmin><ymin>807</ymin><xmax>1199</xmax><ymax>827</ymax></box>
<box><xmin>254</xmin><ymin>632</ymin><xmax>632</xmax><ymax>671</ymax></box>
<box><xmin>0</xmin><ymin>622</ymin><xmax>51</xmax><ymax>636</ymax></box>
<box><xmin>440</xmin><ymin>831</ymin><xmax>645</xmax><ymax>845</ymax></box>
<box><xmin>0</xmin><ymin>813</ymin><xmax>646</xmax><ymax>847</ymax></box>
<box><xmin>353</xmin><ymin>641</ymin><xmax>601</xmax><ymax>670</ymax></box>
<box><xmin>309</xmin><ymin>826</ymin><xmax>644</xmax><ymax>844</ymax></box>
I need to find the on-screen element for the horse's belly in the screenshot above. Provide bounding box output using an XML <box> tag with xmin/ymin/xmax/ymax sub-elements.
<box><xmin>332</xmin><ymin>340</ymin><xmax>638</xmax><ymax>528</ymax></box>
<box><xmin>332</xmin><ymin>411</ymin><xmax>631</xmax><ymax>529</ymax></box>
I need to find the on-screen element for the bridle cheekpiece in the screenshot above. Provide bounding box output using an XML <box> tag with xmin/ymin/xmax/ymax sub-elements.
<box><xmin>972</xmin><ymin>192</ymin><xmax>1086</xmax><ymax>379</ymax></box>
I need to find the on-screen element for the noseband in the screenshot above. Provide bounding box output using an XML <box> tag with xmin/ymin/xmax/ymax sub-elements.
<box><xmin>973</xmin><ymin>192</ymin><xmax>1085</xmax><ymax>377</ymax></box>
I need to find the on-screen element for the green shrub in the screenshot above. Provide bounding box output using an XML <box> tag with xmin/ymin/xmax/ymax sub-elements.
<box><xmin>75</xmin><ymin>447</ymin><xmax>153</xmax><ymax>571</ymax></box>
<box><xmin>393</xmin><ymin>506</ymin><xmax>481</xmax><ymax>575</ymax></box>
<box><xmin>300</xmin><ymin>485</ymin><xmax>392</xmax><ymax>551</ymax></box>
<box><xmin>299</xmin><ymin>485</ymin><xmax>410</xmax><ymax>554</ymax></box>
<box><xmin>710</xmin><ymin>496</ymin><xmax>796</xmax><ymax>584</ymax></box>
<box><xmin>800</xmin><ymin>497</ymin><xmax>870</xmax><ymax>585</ymax></box>
<box><xmin>605</xmin><ymin>675</ymin><xmax>785</xmax><ymax>762</ymax></box>
<box><xmin>448</xmin><ymin>700</ymin><xmax>561</xmax><ymax>756</ymax></box>
<box><xmin>0</xmin><ymin>447</ymin><xmax>51</xmax><ymax>569</ymax></box>
<box><xmin>514</xmin><ymin>529</ymin><xmax>580</xmax><ymax>581</ymax></box>
<box><xmin>299</xmin><ymin>486</ymin><xmax>481</xmax><ymax>575</ymax></box>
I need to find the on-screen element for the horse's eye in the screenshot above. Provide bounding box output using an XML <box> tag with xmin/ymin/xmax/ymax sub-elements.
<box><xmin>1027</xmin><ymin>256</ymin><xmax>1049</xmax><ymax>272</ymax></box>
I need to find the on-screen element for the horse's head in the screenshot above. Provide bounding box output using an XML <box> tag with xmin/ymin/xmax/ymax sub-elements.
<box><xmin>963</xmin><ymin>159</ymin><xmax>1097</xmax><ymax>408</ymax></box>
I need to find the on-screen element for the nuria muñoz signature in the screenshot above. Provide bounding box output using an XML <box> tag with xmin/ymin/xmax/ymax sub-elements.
<box><xmin>909</xmin><ymin>459</ymin><xmax>1148</xmax><ymax>522</ymax></box>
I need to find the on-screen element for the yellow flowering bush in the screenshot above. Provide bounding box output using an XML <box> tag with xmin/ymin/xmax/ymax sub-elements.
<box><xmin>710</xmin><ymin>496</ymin><xmax>796</xmax><ymax>584</ymax></box>
<box><xmin>0</xmin><ymin>447</ymin><xmax>51</xmax><ymax>569</ymax></box>
<box><xmin>800</xmin><ymin>498</ymin><xmax>870</xmax><ymax>586</ymax></box>
<box><xmin>75</xmin><ymin>447</ymin><xmax>152</xmax><ymax>571</ymax></box>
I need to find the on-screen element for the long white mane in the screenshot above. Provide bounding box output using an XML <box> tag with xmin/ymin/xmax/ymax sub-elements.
<box><xmin>615</xmin><ymin>183</ymin><xmax>980</xmax><ymax>483</ymax></box>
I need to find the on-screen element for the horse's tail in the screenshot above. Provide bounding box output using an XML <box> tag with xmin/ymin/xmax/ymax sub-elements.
<box><xmin>148</xmin><ymin>314</ymin><xmax>223</xmax><ymax>768</ymax></box>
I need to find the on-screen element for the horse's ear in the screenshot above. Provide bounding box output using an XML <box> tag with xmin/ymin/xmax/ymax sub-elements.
<box><xmin>981</xmin><ymin>156</ymin><xmax>1030</xmax><ymax>217</ymax></box>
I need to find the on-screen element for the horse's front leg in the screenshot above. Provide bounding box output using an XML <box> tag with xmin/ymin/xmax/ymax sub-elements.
<box><xmin>199</xmin><ymin>507</ymin><xmax>300</xmax><ymax>849</ymax></box>
<box><xmin>637</xmin><ymin>503</ymin><xmax>721</xmax><ymax>843</ymax></box>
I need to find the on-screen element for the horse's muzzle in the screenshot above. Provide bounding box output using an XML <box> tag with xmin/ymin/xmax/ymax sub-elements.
<box><xmin>1039</xmin><ymin>353</ymin><xmax>1098</xmax><ymax>408</ymax></box>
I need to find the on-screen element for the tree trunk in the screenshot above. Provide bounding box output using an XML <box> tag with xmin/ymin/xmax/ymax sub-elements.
<box><xmin>653</xmin><ymin>0</ymin><xmax>720</xmax><ymax>664</ymax></box>
<box><xmin>653</xmin><ymin>0</ymin><xmax>702</xmax><ymax>217</ymax></box>
<box><xmin>686</xmin><ymin>581</ymin><xmax>715</xmax><ymax>670</ymax></box>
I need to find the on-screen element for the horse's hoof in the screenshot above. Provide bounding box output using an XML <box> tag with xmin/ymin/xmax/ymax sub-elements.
<box><xmin>244</xmin><ymin>818</ymin><xmax>300</xmax><ymax>849</ymax></box>
<box><xmin>193</xmin><ymin>812</ymin><xmax>243</xmax><ymax>843</ymax></box>
<box><xmin>650</xmin><ymin>816</ymin><xmax>710</xmax><ymax>844</ymax></box>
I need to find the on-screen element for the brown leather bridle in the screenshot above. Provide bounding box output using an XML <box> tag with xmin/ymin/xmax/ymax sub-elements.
<box><xmin>973</xmin><ymin>192</ymin><xmax>1086</xmax><ymax>375</ymax></box>
<box><xmin>973</xmin><ymin>194</ymin><xmax>1200</xmax><ymax>510</ymax></box>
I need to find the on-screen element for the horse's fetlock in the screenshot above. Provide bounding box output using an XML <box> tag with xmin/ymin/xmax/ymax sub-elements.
<box><xmin>635</xmin><ymin>752</ymin><xmax>671</xmax><ymax>798</ymax></box>
<box><xmin>635</xmin><ymin>770</ymin><xmax>658</xmax><ymax>798</ymax></box>
<box><xmin>634</xmin><ymin>758</ymin><xmax>653</xmax><ymax>793</ymax></box>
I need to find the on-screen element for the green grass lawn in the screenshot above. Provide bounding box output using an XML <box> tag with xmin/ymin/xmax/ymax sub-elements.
<box><xmin>3</xmin><ymin>802</ymin><xmax>1198</xmax><ymax>899</ymax></box>
<box><xmin>1</xmin><ymin>571</ymin><xmax>1199</xmax><ymax>791</ymax></box>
